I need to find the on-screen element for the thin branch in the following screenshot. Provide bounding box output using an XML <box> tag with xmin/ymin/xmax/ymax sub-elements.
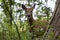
<box><xmin>12</xmin><ymin>20</ymin><xmax>21</xmax><ymax>40</ymax></box>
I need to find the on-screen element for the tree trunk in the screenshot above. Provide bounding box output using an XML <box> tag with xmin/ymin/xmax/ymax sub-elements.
<box><xmin>50</xmin><ymin>0</ymin><xmax>60</xmax><ymax>39</ymax></box>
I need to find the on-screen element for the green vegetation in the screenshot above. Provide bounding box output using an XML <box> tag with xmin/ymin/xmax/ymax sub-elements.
<box><xmin>0</xmin><ymin>0</ymin><xmax>58</xmax><ymax>40</ymax></box>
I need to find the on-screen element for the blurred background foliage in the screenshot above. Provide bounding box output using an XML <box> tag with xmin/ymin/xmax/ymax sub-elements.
<box><xmin>0</xmin><ymin>0</ymin><xmax>56</xmax><ymax>40</ymax></box>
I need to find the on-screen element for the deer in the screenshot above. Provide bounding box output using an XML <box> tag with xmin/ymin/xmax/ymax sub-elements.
<box><xmin>22</xmin><ymin>4</ymin><xmax>48</xmax><ymax>40</ymax></box>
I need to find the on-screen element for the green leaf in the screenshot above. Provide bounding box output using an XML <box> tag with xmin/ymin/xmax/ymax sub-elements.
<box><xmin>0</xmin><ymin>0</ymin><xmax>2</xmax><ymax>2</ymax></box>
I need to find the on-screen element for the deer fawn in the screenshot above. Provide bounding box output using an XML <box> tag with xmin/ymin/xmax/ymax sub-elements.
<box><xmin>22</xmin><ymin>4</ymin><xmax>48</xmax><ymax>40</ymax></box>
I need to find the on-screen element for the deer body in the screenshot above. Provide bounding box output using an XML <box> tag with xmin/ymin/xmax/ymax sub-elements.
<box><xmin>22</xmin><ymin>4</ymin><xmax>47</xmax><ymax>39</ymax></box>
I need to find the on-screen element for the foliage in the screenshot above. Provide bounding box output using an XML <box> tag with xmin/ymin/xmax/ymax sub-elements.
<box><xmin>0</xmin><ymin>0</ymin><xmax>56</xmax><ymax>40</ymax></box>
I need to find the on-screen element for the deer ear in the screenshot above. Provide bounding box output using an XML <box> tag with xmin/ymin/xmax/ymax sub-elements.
<box><xmin>22</xmin><ymin>4</ymin><xmax>27</xmax><ymax>10</ymax></box>
<box><xmin>33</xmin><ymin>4</ymin><xmax>36</xmax><ymax>9</ymax></box>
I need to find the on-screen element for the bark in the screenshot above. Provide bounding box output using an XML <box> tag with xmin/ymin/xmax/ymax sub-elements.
<box><xmin>50</xmin><ymin>0</ymin><xmax>60</xmax><ymax>35</ymax></box>
<box><xmin>50</xmin><ymin>0</ymin><xmax>60</xmax><ymax>40</ymax></box>
<box><xmin>42</xmin><ymin>0</ymin><xmax>60</xmax><ymax>40</ymax></box>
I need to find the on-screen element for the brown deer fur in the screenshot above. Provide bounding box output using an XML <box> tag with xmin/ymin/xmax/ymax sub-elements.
<box><xmin>22</xmin><ymin>4</ymin><xmax>48</xmax><ymax>38</ymax></box>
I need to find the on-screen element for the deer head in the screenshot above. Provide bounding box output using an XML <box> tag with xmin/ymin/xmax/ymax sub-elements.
<box><xmin>22</xmin><ymin>4</ymin><xmax>35</xmax><ymax>25</ymax></box>
<box><xmin>22</xmin><ymin>4</ymin><xmax>35</xmax><ymax>18</ymax></box>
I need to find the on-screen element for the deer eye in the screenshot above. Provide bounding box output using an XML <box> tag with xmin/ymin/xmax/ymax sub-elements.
<box><xmin>31</xmin><ymin>11</ymin><xmax>32</xmax><ymax>12</ymax></box>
